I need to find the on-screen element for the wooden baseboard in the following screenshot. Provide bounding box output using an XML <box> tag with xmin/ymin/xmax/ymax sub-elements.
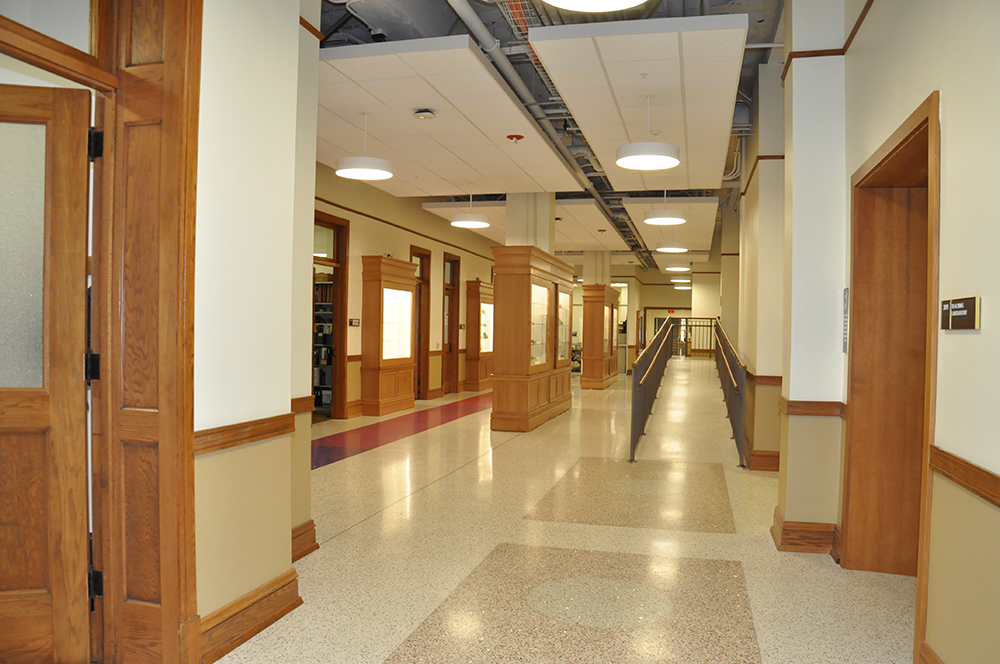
<box><xmin>427</xmin><ymin>388</ymin><xmax>445</xmax><ymax>400</ymax></box>
<box><xmin>360</xmin><ymin>395</ymin><xmax>414</xmax><ymax>416</ymax></box>
<box><xmin>291</xmin><ymin>520</ymin><xmax>319</xmax><ymax>562</ymax></box>
<box><xmin>919</xmin><ymin>641</ymin><xmax>944</xmax><ymax>664</ymax></box>
<box><xmin>491</xmin><ymin>393</ymin><xmax>572</xmax><ymax>432</ymax></box>
<box><xmin>769</xmin><ymin>506</ymin><xmax>835</xmax><ymax>553</ymax></box>
<box><xmin>748</xmin><ymin>449</ymin><xmax>779</xmax><ymax>472</ymax></box>
<box><xmin>345</xmin><ymin>399</ymin><xmax>362</xmax><ymax>418</ymax></box>
<box><xmin>200</xmin><ymin>569</ymin><xmax>302</xmax><ymax>663</ymax></box>
<box><xmin>457</xmin><ymin>380</ymin><xmax>465</xmax><ymax>392</ymax></box>
<box><xmin>831</xmin><ymin>525</ymin><xmax>842</xmax><ymax>564</ymax></box>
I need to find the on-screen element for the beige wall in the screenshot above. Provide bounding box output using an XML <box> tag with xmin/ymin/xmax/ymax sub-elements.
<box><xmin>290</xmin><ymin>412</ymin><xmax>312</xmax><ymax>528</ymax></box>
<box><xmin>195</xmin><ymin>436</ymin><xmax>292</xmax><ymax>616</ymax></box>
<box><xmin>752</xmin><ymin>383</ymin><xmax>781</xmax><ymax>454</ymax></box>
<box><xmin>778</xmin><ymin>411</ymin><xmax>842</xmax><ymax>523</ymax></box>
<box><xmin>692</xmin><ymin>274</ymin><xmax>721</xmax><ymax>319</ymax></box>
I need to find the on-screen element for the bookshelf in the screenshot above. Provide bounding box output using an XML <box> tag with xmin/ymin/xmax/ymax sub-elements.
<box><xmin>313</xmin><ymin>280</ymin><xmax>335</xmax><ymax>415</ymax></box>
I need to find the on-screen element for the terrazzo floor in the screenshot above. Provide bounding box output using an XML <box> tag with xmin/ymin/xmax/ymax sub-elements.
<box><xmin>220</xmin><ymin>358</ymin><xmax>917</xmax><ymax>664</ymax></box>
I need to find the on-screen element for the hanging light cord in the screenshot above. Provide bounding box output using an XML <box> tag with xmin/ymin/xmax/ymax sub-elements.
<box><xmin>363</xmin><ymin>113</ymin><xmax>368</xmax><ymax>157</ymax></box>
<box><xmin>646</xmin><ymin>96</ymin><xmax>650</xmax><ymax>142</ymax></box>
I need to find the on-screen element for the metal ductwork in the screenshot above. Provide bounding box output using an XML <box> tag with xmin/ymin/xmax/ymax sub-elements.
<box><xmin>323</xmin><ymin>0</ymin><xmax>459</xmax><ymax>42</ymax></box>
<box><xmin>444</xmin><ymin>0</ymin><xmax>659</xmax><ymax>269</ymax></box>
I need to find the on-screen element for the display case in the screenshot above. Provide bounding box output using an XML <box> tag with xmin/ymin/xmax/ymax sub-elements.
<box><xmin>465</xmin><ymin>281</ymin><xmax>495</xmax><ymax>390</ymax></box>
<box><xmin>361</xmin><ymin>256</ymin><xmax>417</xmax><ymax>416</ymax></box>
<box><xmin>490</xmin><ymin>246</ymin><xmax>574</xmax><ymax>432</ymax></box>
<box><xmin>582</xmin><ymin>284</ymin><xmax>620</xmax><ymax>389</ymax></box>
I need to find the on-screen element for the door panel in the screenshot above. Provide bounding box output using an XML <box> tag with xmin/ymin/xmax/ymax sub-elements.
<box><xmin>0</xmin><ymin>85</ymin><xmax>91</xmax><ymax>664</ymax></box>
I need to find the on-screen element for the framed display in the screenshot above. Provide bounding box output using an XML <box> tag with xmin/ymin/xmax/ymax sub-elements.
<box><xmin>481</xmin><ymin>302</ymin><xmax>494</xmax><ymax>354</ymax></box>
<box><xmin>382</xmin><ymin>288</ymin><xmax>412</xmax><ymax>360</ymax></box>
<box><xmin>530</xmin><ymin>282</ymin><xmax>549</xmax><ymax>367</ymax></box>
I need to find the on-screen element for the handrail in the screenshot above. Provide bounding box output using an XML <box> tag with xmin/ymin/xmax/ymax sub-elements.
<box><xmin>632</xmin><ymin>319</ymin><xmax>670</xmax><ymax>368</ymax></box>
<box><xmin>714</xmin><ymin>317</ymin><xmax>745</xmax><ymax>369</ymax></box>
<box><xmin>639</xmin><ymin>324</ymin><xmax>673</xmax><ymax>387</ymax></box>
<box><xmin>714</xmin><ymin>329</ymin><xmax>739</xmax><ymax>391</ymax></box>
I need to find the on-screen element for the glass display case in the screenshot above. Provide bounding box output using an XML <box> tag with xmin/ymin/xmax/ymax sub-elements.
<box><xmin>604</xmin><ymin>304</ymin><xmax>611</xmax><ymax>351</ymax></box>
<box><xmin>611</xmin><ymin>305</ymin><xmax>619</xmax><ymax>355</ymax></box>
<box><xmin>382</xmin><ymin>287</ymin><xmax>412</xmax><ymax>360</ymax></box>
<box><xmin>557</xmin><ymin>290</ymin><xmax>571</xmax><ymax>362</ymax></box>
<box><xmin>530</xmin><ymin>283</ymin><xmax>549</xmax><ymax>367</ymax></box>
<box><xmin>480</xmin><ymin>302</ymin><xmax>494</xmax><ymax>354</ymax></box>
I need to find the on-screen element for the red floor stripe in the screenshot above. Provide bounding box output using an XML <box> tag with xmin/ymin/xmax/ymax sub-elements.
<box><xmin>311</xmin><ymin>393</ymin><xmax>493</xmax><ymax>469</ymax></box>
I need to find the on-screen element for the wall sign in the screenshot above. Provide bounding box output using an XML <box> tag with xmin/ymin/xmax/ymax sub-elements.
<box><xmin>942</xmin><ymin>297</ymin><xmax>980</xmax><ymax>330</ymax></box>
<box><xmin>349</xmin><ymin>318</ymin><xmax>360</xmax><ymax>327</ymax></box>
<box><xmin>843</xmin><ymin>288</ymin><xmax>849</xmax><ymax>353</ymax></box>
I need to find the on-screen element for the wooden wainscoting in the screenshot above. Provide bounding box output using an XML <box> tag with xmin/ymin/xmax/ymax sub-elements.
<box><xmin>200</xmin><ymin>569</ymin><xmax>302</xmax><ymax>663</ymax></box>
<box><xmin>770</xmin><ymin>507</ymin><xmax>835</xmax><ymax>553</ymax></box>
<box><xmin>291</xmin><ymin>520</ymin><xmax>319</xmax><ymax>562</ymax></box>
<box><xmin>290</xmin><ymin>396</ymin><xmax>314</xmax><ymax>415</ymax></box>
<box><xmin>345</xmin><ymin>400</ymin><xmax>363</xmax><ymax>418</ymax></box>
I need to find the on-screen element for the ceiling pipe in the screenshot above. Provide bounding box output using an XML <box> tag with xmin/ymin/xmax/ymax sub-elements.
<box><xmin>444</xmin><ymin>0</ymin><xmax>657</xmax><ymax>268</ymax></box>
<box><xmin>745</xmin><ymin>42</ymin><xmax>784</xmax><ymax>49</ymax></box>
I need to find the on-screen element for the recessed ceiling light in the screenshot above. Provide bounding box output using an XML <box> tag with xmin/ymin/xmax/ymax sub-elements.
<box><xmin>543</xmin><ymin>0</ymin><xmax>645</xmax><ymax>12</ymax></box>
<box><xmin>656</xmin><ymin>243</ymin><xmax>688</xmax><ymax>253</ymax></box>
<box><xmin>413</xmin><ymin>108</ymin><xmax>436</xmax><ymax>120</ymax></box>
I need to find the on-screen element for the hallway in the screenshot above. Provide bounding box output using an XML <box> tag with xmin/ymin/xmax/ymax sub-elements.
<box><xmin>222</xmin><ymin>358</ymin><xmax>916</xmax><ymax>663</ymax></box>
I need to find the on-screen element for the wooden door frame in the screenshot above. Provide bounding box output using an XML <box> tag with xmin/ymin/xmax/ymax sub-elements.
<box><xmin>315</xmin><ymin>211</ymin><xmax>350</xmax><ymax>419</ymax></box>
<box><xmin>841</xmin><ymin>92</ymin><xmax>939</xmax><ymax>659</ymax></box>
<box><xmin>442</xmin><ymin>253</ymin><xmax>461</xmax><ymax>394</ymax></box>
<box><xmin>2</xmin><ymin>3</ymin><xmax>205</xmax><ymax>662</ymax></box>
<box><xmin>410</xmin><ymin>245</ymin><xmax>431</xmax><ymax>400</ymax></box>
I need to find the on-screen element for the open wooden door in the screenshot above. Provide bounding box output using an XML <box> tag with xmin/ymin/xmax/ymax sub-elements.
<box><xmin>0</xmin><ymin>85</ymin><xmax>91</xmax><ymax>663</ymax></box>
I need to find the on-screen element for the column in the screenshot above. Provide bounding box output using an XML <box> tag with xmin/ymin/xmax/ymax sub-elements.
<box><xmin>506</xmin><ymin>192</ymin><xmax>556</xmax><ymax>253</ymax></box>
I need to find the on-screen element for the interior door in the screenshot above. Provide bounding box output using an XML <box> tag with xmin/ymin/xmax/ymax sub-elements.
<box><xmin>0</xmin><ymin>85</ymin><xmax>91</xmax><ymax>662</ymax></box>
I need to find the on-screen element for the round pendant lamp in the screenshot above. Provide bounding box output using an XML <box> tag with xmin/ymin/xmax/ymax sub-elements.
<box><xmin>543</xmin><ymin>0</ymin><xmax>646</xmax><ymax>12</ymax></box>
<box><xmin>670</xmin><ymin>278</ymin><xmax>691</xmax><ymax>283</ymax></box>
<box><xmin>451</xmin><ymin>187</ymin><xmax>491</xmax><ymax>229</ymax></box>
<box><xmin>656</xmin><ymin>242</ymin><xmax>688</xmax><ymax>254</ymax></box>
<box><xmin>644</xmin><ymin>208</ymin><xmax>686</xmax><ymax>225</ymax></box>
<box><xmin>336</xmin><ymin>113</ymin><xmax>393</xmax><ymax>181</ymax></box>
<box><xmin>674</xmin><ymin>285</ymin><xmax>692</xmax><ymax>290</ymax></box>
<box><xmin>664</xmin><ymin>266</ymin><xmax>690</xmax><ymax>272</ymax></box>
<box><xmin>617</xmin><ymin>97</ymin><xmax>680</xmax><ymax>171</ymax></box>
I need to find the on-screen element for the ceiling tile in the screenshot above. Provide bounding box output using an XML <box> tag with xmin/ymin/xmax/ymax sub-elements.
<box><xmin>397</xmin><ymin>48</ymin><xmax>482</xmax><ymax>76</ymax></box>
<box><xmin>544</xmin><ymin>64</ymin><xmax>607</xmax><ymax>90</ymax></box>
<box><xmin>529</xmin><ymin>37</ymin><xmax>599</xmax><ymax>67</ymax></box>
<box><xmin>358</xmin><ymin>77</ymin><xmax>439</xmax><ymax>102</ymax></box>
<box><xmin>425</xmin><ymin>72</ymin><xmax>501</xmax><ymax>98</ymax></box>
<box><xmin>683</xmin><ymin>57</ymin><xmax>742</xmax><ymax>83</ymax></box>
<box><xmin>603</xmin><ymin>61</ymin><xmax>681</xmax><ymax>88</ymax></box>
<box><xmin>683</xmin><ymin>103</ymin><xmax>734</xmax><ymax>125</ymax></box>
<box><xmin>683</xmin><ymin>82</ymin><xmax>735</xmax><ymax>105</ymax></box>
<box><xmin>596</xmin><ymin>33</ymin><xmax>680</xmax><ymax>62</ymax></box>
<box><xmin>681</xmin><ymin>28</ymin><xmax>746</xmax><ymax>59</ymax></box>
<box><xmin>332</xmin><ymin>54</ymin><xmax>417</xmax><ymax>81</ymax></box>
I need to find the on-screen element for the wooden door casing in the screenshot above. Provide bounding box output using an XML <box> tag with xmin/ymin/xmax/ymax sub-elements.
<box><xmin>0</xmin><ymin>85</ymin><xmax>91</xmax><ymax>664</ymax></box>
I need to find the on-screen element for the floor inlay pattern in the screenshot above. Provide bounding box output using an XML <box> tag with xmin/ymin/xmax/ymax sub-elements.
<box><xmin>385</xmin><ymin>543</ymin><xmax>760</xmax><ymax>664</ymax></box>
<box><xmin>526</xmin><ymin>457</ymin><xmax>736</xmax><ymax>533</ymax></box>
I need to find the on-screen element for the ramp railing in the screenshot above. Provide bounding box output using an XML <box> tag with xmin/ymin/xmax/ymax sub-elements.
<box><xmin>629</xmin><ymin>318</ymin><xmax>676</xmax><ymax>461</ymax></box>
<box><xmin>714</xmin><ymin>319</ymin><xmax>747</xmax><ymax>467</ymax></box>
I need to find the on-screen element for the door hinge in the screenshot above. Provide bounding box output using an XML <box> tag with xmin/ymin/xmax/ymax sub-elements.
<box><xmin>88</xmin><ymin>128</ymin><xmax>104</xmax><ymax>162</ymax></box>
<box><xmin>88</xmin><ymin>569</ymin><xmax>103</xmax><ymax>600</ymax></box>
<box><xmin>85</xmin><ymin>351</ymin><xmax>101</xmax><ymax>381</ymax></box>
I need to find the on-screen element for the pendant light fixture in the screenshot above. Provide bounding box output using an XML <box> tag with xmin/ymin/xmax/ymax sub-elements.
<box><xmin>543</xmin><ymin>0</ymin><xmax>645</xmax><ymax>12</ymax></box>
<box><xmin>336</xmin><ymin>113</ymin><xmax>393</xmax><ymax>181</ymax></box>
<box><xmin>644</xmin><ymin>187</ymin><xmax>686</xmax><ymax>226</ymax></box>
<box><xmin>674</xmin><ymin>285</ymin><xmax>692</xmax><ymax>290</ymax></box>
<box><xmin>664</xmin><ymin>266</ymin><xmax>691</xmax><ymax>272</ymax></box>
<box><xmin>656</xmin><ymin>243</ymin><xmax>688</xmax><ymax>253</ymax></box>
<box><xmin>451</xmin><ymin>186</ymin><xmax>490</xmax><ymax>229</ymax></box>
<box><xmin>617</xmin><ymin>96</ymin><xmax>680</xmax><ymax>171</ymax></box>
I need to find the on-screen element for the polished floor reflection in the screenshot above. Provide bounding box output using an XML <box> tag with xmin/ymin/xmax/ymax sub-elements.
<box><xmin>220</xmin><ymin>359</ymin><xmax>916</xmax><ymax>664</ymax></box>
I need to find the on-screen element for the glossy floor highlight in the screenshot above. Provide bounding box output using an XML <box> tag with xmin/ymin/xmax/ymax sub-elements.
<box><xmin>221</xmin><ymin>358</ymin><xmax>916</xmax><ymax>664</ymax></box>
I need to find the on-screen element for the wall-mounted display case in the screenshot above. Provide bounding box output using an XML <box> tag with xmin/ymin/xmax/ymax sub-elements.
<box><xmin>361</xmin><ymin>256</ymin><xmax>417</xmax><ymax>416</ymax></box>
<box><xmin>465</xmin><ymin>281</ymin><xmax>495</xmax><ymax>390</ymax></box>
<box><xmin>490</xmin><ymin>246</ymin><xmax>574</xmax><ymax>432</ymax></box>
<box><xmin>582</xmin><ymin>285</ymin><xmax>621</xmax><ymax>390</ymax></box>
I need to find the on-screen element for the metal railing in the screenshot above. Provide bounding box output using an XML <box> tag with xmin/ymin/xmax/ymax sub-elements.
<box><xmin>629</xmin><ymin>318</ymin><xmax>677</xmax><ymax>461</ymax></box>
<box><xmin>713</xmin><ymin>319</ymin><xmax>747</xmax><ymax>467</ymax></box>
<box><xmin>678</xmin><ymin>318</ymin><xmax>716</xmax><ymax>356</ymax></box>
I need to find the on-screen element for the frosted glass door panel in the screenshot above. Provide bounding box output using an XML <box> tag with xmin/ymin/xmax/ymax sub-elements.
<box><xmin>0</xmin><ymin>1</ymin><xmax>92</xmax><ymax>53</ymax></box>
<box><xmin>383</xmin><ymin>288</ymin><xmax>412</xmax><ymax>360</ymax></box>
<box><xmin>480</xmin><ymin>303</ymin><xmax>494</xmax><ymax>354</ymax></box>
<box><xmin>0</xmin><ymin>121</ymin><xmax>46</xmax><ymax>388</ymax></box>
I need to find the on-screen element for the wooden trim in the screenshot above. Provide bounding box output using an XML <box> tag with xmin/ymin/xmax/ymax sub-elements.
<box><xmin>918</xmin><ymin>641</ymin><xmax>944</xmax><ymax>664</ymax></box>
<box><xmin>748</xmin><ymin>450</ymin><xmax>779</xmax><ymax>472</ymax></box>
<box><xmin>200</xmin><ymin>569</ymin><xmax>302</xmax><ymax>664</ymax></box>
<box><xmin>778</xmin><ymin>396</ymin><xmax>845</xmax><ymax>418</ymax></box>
<box><xmin>780</xmin><ymin>0</ymin><xmax>874</xmax><ymax>81</ymax></box>
<box><xmin>747</xmin><ymin>371</ymin><xmax>781</xmax><ymax>387</ymax></box>
<box><xmin>930</xmin><ymin>445</ymin><xmax>1000</xmax><ymax>510</ymax></box>
<box><xmin>299</xmin><ymin>16</ymin><xmax>323</xmax><ymax>41</ymax></box>
<box><xmin>290</xmin><ymin>396</ymin><xmax>314</xmax><ymax>414</ymax></box>
<box><xmin>347</xmin><ymin>354</ymin><xmax>362</xmax><ymax>362</ymax></box>
<box><xmin>427</xmin><ymin>388</ymin><xmax>445</xmax><ymax>400</ymax></box>
<box><xmin>194</xmin><ymin>413</ymin><xmax>296</xmax><ymax>456</ymax></box>
<box><xmin>430</xmin><ymin>350</ymin><xmax>444</xmax><ymax>357</ymax></box>
<box><xmin>345</xmin><ymin>399</ymin><xmax>362</xmax><ymax>418</ymax></box>
<box><xmin>0</xmin><ymin>15</ymin><xmax>118</xmax><ymax>91</ymax></box>
<box><xmin>740</xmin><ymin>154</ymin><xmax>785</xmax><ymax>197</ymax></box>
<box><xmin>769</xmin><ymin>507</ymin><xmax>835</xmax><ymax>553</ymax></box>
<box><xmin>316</xmin><ymin>196</ymin><xmax>495</xmax><ymax>263</ymax></box>
<box><xmin>291</xmin><ymin>520</ymin><xmax>319</xmax><ymax>562</ymax></box>
<box><xmin>843</xmin><ymin>0</ymin><xmax>875</xmax><ymax>53</ymax></box>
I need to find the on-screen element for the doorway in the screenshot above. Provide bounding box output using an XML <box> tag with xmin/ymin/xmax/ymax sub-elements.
<box><xmin>442</xmin><ymin>253</ymin><xmax>461</xmax><ymax>394</ymax></box>
<box><xmin>840</xmin><ymin>92</ymin><xmax>940</xmax><ymax>576</ymax></box>
<box><xmin>410</xmin><ymin>245</ymin><xmax>431</xmax><ymax>400</ymax></box>
<box><xmin>314</xmin><ymin>212</ymin><xmax>349</xmax><ymax>418</ymax></box>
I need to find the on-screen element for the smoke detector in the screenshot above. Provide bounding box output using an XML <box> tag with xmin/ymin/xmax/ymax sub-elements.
<box><xmin>413</xmin><ymin>109</ymin><xmax>436</xmax><ymax>120</ymax></box>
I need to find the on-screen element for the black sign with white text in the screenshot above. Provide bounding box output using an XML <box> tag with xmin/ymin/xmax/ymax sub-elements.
<box><xmin>948</xmin><ymin>297</ymin><xmax>980</xmax><ymax>330</ymax></box>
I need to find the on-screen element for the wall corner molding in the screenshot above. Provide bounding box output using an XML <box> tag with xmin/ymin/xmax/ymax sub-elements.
<box><xmin>770</xmin><ymin>506</ymin><xmax>835</xmax><ymax>553</ymax></box>
<box><xmin>780</xmin><ymin>0</ymin><xmax>874</xmax><ymax>81</ymax></box>
<box><xmin>299</xmin><ymin>16</ymin><xmax>323</xmax><ymax>41</ymax></box>
<box><xmin>929</xmin><ymin>445</ymin><xmax>1000</xmax><ymax>509</ymax></box>
<box><xmin>778</xmin><ymin>396</ymin><xmax>846</xmax><ymax>418</ymax></box>
<box><xmin>200</xmin><ymin>569</ymin><xmax>302</xmax><ymax>663</ymax></box>
<box><xmin>291</xmin><ymin>396</ymin><xmax>315</xmax><ymax>414</ymax></box>
<box><xmin>919</xmin><ymin>641</ymin><xmax>945</xmax><ymax>664</ymax></box>
<box><xmin>291</xmin><ymin>520</ymin><xmax>319</xmax><ymax>562</ymax></box>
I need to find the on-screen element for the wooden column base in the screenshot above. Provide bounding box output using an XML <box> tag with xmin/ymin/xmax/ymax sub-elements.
<box><xmin>291</xmin><ymin>520</ymin><xmax>319</xmax><ymax>562</ymax></box>
<box><xmin>769</xmin><ymin>506</ymin><xmax>835</xmax><ymax>553</ymax></box>
<box><xmin>580</xmin><ymin>373</ymin><xmax>617</xmax><ymax>390</ymax></box>
<box><xmin>748</xmin><ymin>449</ymin><xmax>779</xmax><ymax>472</ymax></box>
<box><xmin>200</xmin><ymin>569</ymin><xmax>302</xmax><ymax>663</ymax></box>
